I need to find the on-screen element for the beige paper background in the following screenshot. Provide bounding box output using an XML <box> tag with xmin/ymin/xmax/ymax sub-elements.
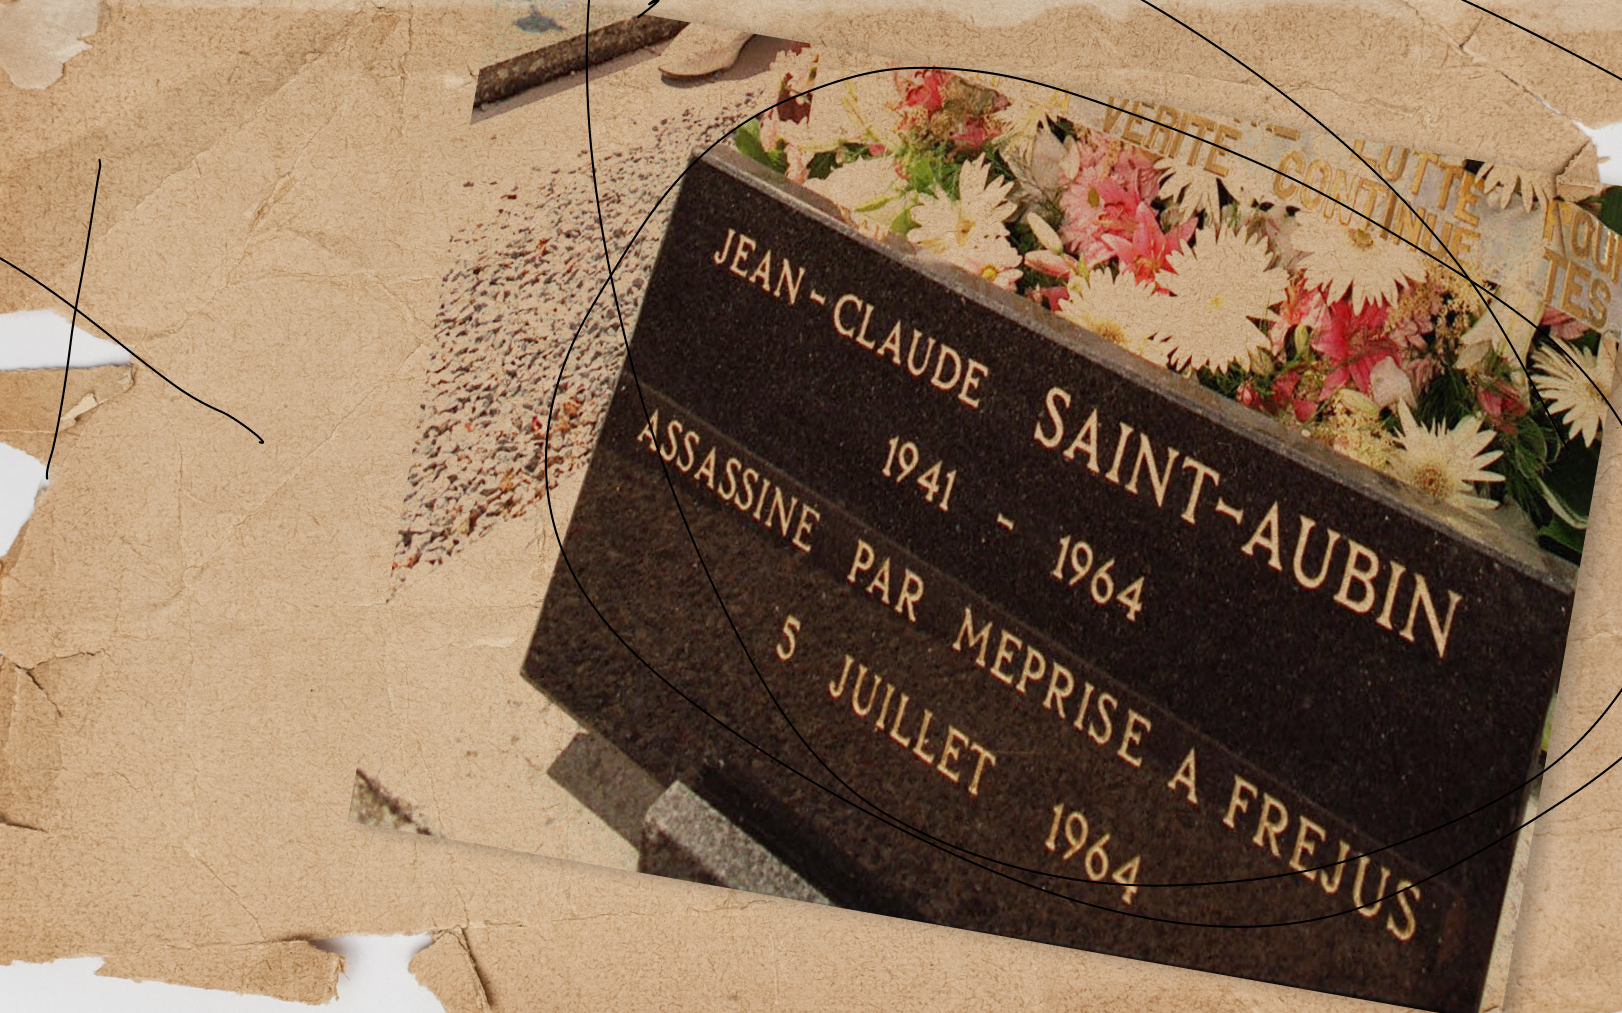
<box><xmin>1</xmin><ymin>2</ymin><xmax>1619</xmax><ymax>1011</ymax></box>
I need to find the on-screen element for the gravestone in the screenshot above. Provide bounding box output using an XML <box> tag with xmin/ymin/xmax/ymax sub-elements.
<box><xmin>521</xmin><ymin>144</ymin><xmax>1575</xmax><ymax>1013</ymax></box>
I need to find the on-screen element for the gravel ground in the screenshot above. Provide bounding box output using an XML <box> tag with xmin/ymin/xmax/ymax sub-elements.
<box><xmin>393</xmin><ymin>86</ymin><xmax>770</xmax><ymax>580</ymax></box>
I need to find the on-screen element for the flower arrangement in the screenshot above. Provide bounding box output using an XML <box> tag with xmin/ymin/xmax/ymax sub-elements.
<box><xmin>735</xmin><ymin>49</ymin><xmax>1618</xmax><ymax>563</ymax></box>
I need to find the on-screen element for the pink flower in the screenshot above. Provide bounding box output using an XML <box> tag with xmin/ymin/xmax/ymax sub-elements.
<box><xmin>1112</xmin><ymin>142</ymin><xmax>1164</xmax><ymax>203</ymax></box>
<box><xmin>1266</xmin><ymin>369</ymin><xmax>1321</xmax><ymax>423</ymax></box>
<box><xmin>785</xmin><ymin>146</ymin><xmax>809</xmax><ymax>184</ymax></box>
<box><xmin>1058</xmin><ymin>170</ymin><xmax>1140</xmax><ymax>267</ymax></box>
<box><xmin>1023</xmin><ymin>248</ymin><xmax>1077</xmax><ymax>279</ymax></box>
<box><xmin>1539</xmin><ymin>305</ymin><xmax>1589</xmax><ymax>341</ymax></box>
<box><xmin>1312</xmin><ymin>299</ymin><xmax>1396</xmax><ymax>397</ymax></box>
<box><xmin>951</xmin><ymin>118</ymin><xmax>1001</xmax><ymax>155</ymax></box>
<box><xmin>1099</xmin><ymin>202</ymin><xmax>1195</xmax><ymax>289</ymax></box>
<box><xmin>1476</xmin><ymin>377</ymin><xmax>1526</xmax><ymax>435</ymax></box>
<box><xmin>1279</xmin><ymin>280</ymin><xmax>1332</xmax><ymax>335</ymax></box>
<box><xmin>896</xmin><ymin>69</ymin><xmax>951</xmax><ymax>113</ymax></box>
<box><xmin>1034</xmin><ymin>286</ymin><xmax>1070</xmax><ymax>311</ymax></box>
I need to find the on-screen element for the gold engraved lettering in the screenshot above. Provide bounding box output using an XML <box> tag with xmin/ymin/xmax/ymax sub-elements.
<box><xmin>728</xmin><ymin>234</ymin><xmax>756</xmax><ymax>277</ymax></box>
<box><xmin>1016</xmin><ymin>645</ymin><xmax>1047</xmax><ymax>695</ymax></box>
<box><xmin>1291</xmin><ymin>515</ymin><xmax>1342</xmax><ymax>590</ymax></box>
<box><xmin>1387</xmin><ymin>882</ymin><xmax>1421</xmax><ymax>942</ymax></box>
<box><xmin>1116</xmin><ymin>710</ymin><xmax>1151</xmax><ymax>768</ymax></box>
<box><xmin>1043</xmin><ymin>662</ymin><xmax>1076</xmax><ymax>718</ymax></box>
<box><xmin>1179</xmin><ymin>458</ymin><xmax>1221</xmax><ymax>524</ymax></box>
<box><xmin>874</xmin><ymin>683</ymin><xmax>896</xmax><ymax>731</ymax></box>
<box><xmin>1251</xmin><ymin>793</ymin><xmax>1290</xmax><ymax>857</ymax></box>
<box><xmin>1223</xmin><ymin>775</ymin><xmax>1258</xmax><ymax>829</ymax></box>
<box><xmin>830</xmin><ymin>655</ymin><xmax>854</xmax><ymax>698</ymax></box>
<box><xmin>1319</xmin><ymin>841</ymin><xmax>1353</xmax><ymax>894</ymax></box>
<box><xmin>1063</xmin><ymin>408</ymin><xmax>1102</xmax><ymax>471</ymax></box>
<box><xmin>937</xmin><ymin>727</ymin><xmax>969</xmax><ymax>782</ymax></box>
<box><xmin>1352</xmin><ymin>857</ymin><xmax>1393</xmax><ymax>918</ymax></box>
<box><xmin>1290</xmin><ymin>816</ymin><xmax>1328</xmax><ymax>882</ymax></box>
<box><xmin>1085</xmin><ymin>692</ymin><xmax>1117</xmax><ymax>746</ymax></box>
<box><xmin>1333</xmin><ymin>539</ymin><xmax>1381</xmax><ymax>613</ymax></box>
<box><xmin>1241</xmin><ymin>502</ymin><xmax>1284</xmax><ymax>570</ymax></box>
<box><xmin>990</xmin><ymin>630</ymin><xmax>1023</xmax><ymax>684</ymax></box>
<box><xmin>1399</xmin><ymin>573</ymin><xmax>1463</xmax><ymax>660</ymax></box>
<box><xmin>966</xmin><ymin>743</ymin><xmax>997</xmax><ymax>797</ymax></box>
<box><xmin>953</xmin><ymin>607</ymin><xmax>994</xmax><ymax>667</ymax></box>
<box><xmin>912</xmin><ymin>710</ymin><xmax>938</xmax><ymax>763</ymax></box>
<box><xmin>850</xmin><ymin>665</ymin><xmax>881</xmax><ymax>717</ymax></box>
<box><xmin>713</xmin><ymin>228</ymin><xmax>737</xmax><ymax>265</ymax></box>
<box><xmin>1167</xmin><ymin>748</ymin><xmax>1199</xmax><ymax>805</ymax></box>
<box><xmin>1124</xmin><ymin>434</ymin><xmax>1182</xmax><ymax>506</ymax></box>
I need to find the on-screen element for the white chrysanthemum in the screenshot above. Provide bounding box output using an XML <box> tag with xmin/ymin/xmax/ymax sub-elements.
<box><xmin>1479</xmin><ymin>164</ymin><xmax>1556</xmax><ymax>213</ymax></box>
<box><xmin>908</xmin><ymin>157</ymin><xmax>1019</xmax><ymax>266</ymax></box>
<box><xmin>811</xmin><ymin>51</ymin><xmax>903</xmax><ymax>152</ymax></box>
<box><xmin>1057</xmin><ymin>272</ymin><xmax>1169</xmax><ymax>364</ymax></box>
<box><xmin>767</xmin><ymin>46</ymin><xmax>817</xmax><ymax>95</ymax></box>
<box><xmin>803</xmin><ymin>156</ymin><xmax>909</xmax><ymax>239</ymax></box>
<box><xmin>1157</xmin><ymin>156</ymin><xmax>1222</xmax><ymax>218</ymax></box>
<box><xmin>1289</xmin><ymin>212</ymin><xmax>1428</xmax><ymax>312</ymax></box>
<box><xmin>772</xmin><ymin>51</ymin><xmax>896</xmax><ymax>155</ymax></box>
<box><xmin>1155</xmin><ymin>228</ymin><xmax>1288</xmax><ymax>371</ymax></box>
<box><xmin>1532</xmin><ymin>336</ymin><xmax>1617</xmax><ymax>447</ymax></box>
<box><xmin>1389</xmin><ymin>403</ymin><xmax>1504</xmax><ymax>510</ymax></box>
<box><xmin>974</xmin><ymin>76</ymin><xmax>1072</xmax><ymax>157</ymax></box>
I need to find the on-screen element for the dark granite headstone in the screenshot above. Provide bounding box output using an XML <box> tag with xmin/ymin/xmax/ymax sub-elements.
<box><xmin>521</xmin><ymin>144</ymin><xmax>1574</xmax><ymax>1013</ymax></box>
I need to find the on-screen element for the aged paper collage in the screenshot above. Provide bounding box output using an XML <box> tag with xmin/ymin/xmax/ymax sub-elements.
<box><xmin>2</xmin><ymin>1</ymin><xmax>1622</xmax><ymax>1011</ymax></box>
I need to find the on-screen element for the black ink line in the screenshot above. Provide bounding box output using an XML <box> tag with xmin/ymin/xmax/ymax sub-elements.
<box><xmin>635</xmin><ymin>0</ymin><xmax>660</xmax><ymax>17</ymax></box>
<box><xmin>1132</xmin><ymin>0</ymin><xmax>1606</xmax><ymax>459</ymax></box>
<box><xmin>564</xmin><ymin>53</ymin><xmax>1612</xmax><ymax>906</ymax></box>
<box><xmin>557</xmin><ymin>63</ymin><xmax>1609</xmax><ymax>894</ymax></box>
<box><xmin>0</xmin><ymin>255</ymin><xmax>264</xmax><ymax>445</ymax></box>
<box><xmin>572</xmin><ymin>62</ymin><xmax>1615</xmax><ymax>889</ymax></box>
<box><xmin>1456</xmin><ymin>0</ymin><xmax>1622</xmax><ymax>85</ymax></box>
<box><xmin>545</xmin><ymin>15</ymin><xmax>1621</xmax><ymax>921</ymax></box>
<box><xmin>46</xmin><ymin>160</ymin><xmax>102</xmax><ymax>479</ymax></box>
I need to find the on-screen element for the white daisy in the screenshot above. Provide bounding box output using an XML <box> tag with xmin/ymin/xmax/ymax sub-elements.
<box><xmin>977</xmin><ymin>76</ymin><xmax>1073</xmax><ymax>159</ymax></box>
<box><xmin>1056</xmin><ymin>271</ymin><xmax>1169</xmax><ymax>365</ymax></box>
<box><xmin>1388</xmin><ymin>403</ymin><xmax>1504</xmax><ymax>510</ymax></box>
<box><xmin>1479</xmin><ymin>164</ymin><xmax>1556</xmax><ymax>214</ymax></box>
<box><xmin>1531</xmin><ymin>335</ymin><xmax>1617</xmax><ymax>447</ymax></box>
<box><xmin>803</xmin><ymin>156</ymin><xmax>909</xmax><ymax>239</ymax></box>
<box><xmin>1157</xmin><ymin>156</ymin><xmax>1222</xmax><ymax>219</ymax></box>
<box><xmin>1155</xmin><ymin>227</ymin><xmax>1289</xmax><ymax>371</ymax></box>
<box><xmin>908</xmin><ymin>157</ymin><xmax>1022</xmax><ymax>281</ymax></box>
<box><xmin>1289</xmin><ymin>211</ymin><xmax>1428</xmax><ymax>313</ymax></box>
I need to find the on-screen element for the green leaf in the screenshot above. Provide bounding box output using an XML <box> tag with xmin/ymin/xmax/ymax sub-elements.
<box><xmin>1542</xmin><ymin>434</ymin><xmax>1600</xmax><ymax>518</ymax></box>
<box><xmin>1599</xmin><ymin>185</ymin><xmax>1622</xmax><ymax>237</ymax></box>
<box><xmin>1538</xmin><ymin>514</ymin><xmax>1586</xmax><ymax>557</ymax></box>
<box><xmin>806</xmin><ymin>150</ymin><xmax>840</xmax><ymax>181</ymax></box>
<box><xmin>734</xmin><ymin>119</ymin><xmax>787</xmax><ymax>174</ymax></box>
